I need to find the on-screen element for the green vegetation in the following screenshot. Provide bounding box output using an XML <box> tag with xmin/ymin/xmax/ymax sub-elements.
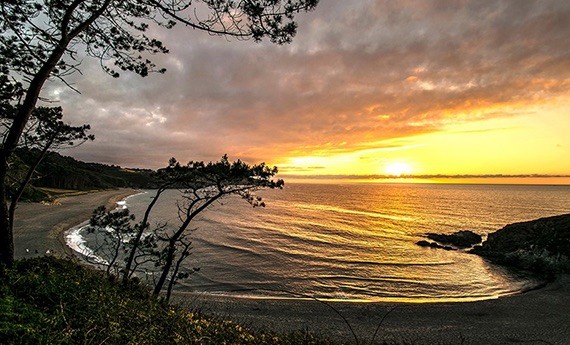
<box><xmin>0</xmin><ymin>257</ymin><xmax>337</xmax><ymax>345</ymax></box>
<box><xmin>14</xmin><ymin>148</ymin><xmax>154</xmax><ymax>192</ymax></box>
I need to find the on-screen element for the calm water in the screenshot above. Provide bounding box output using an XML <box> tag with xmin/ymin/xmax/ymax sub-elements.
<box><xmin>70</xmin><ymin>183</ymin><xmax>570</xmax><ymax>302</ymax></box>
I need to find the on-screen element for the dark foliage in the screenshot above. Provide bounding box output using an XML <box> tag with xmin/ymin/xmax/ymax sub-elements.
<box><xmin>0</xmin><ymin>257</ymin><xmax>338</xmax><ymax>344</ymax></box>
<box><xmin>84</xmin><ymin>156</ymin><xmax>284</xmax><ymax>301</ymax></box>
<box><xmin>13</xmin><ymin>148</ymin><xmax>154</xmax><ymax>191</ymax></box>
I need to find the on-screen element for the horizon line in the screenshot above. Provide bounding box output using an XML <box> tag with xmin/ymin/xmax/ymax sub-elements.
<box><xmin>278</xmin><ymin>174</ymin><xmax>570</xmax><ymax>180</ymax></box>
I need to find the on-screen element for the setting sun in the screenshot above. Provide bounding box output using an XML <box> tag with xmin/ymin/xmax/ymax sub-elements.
<box><xmin>385</xmin><ymin>162</ymin><xmax>413</xmax><ymax>176</ymax></box>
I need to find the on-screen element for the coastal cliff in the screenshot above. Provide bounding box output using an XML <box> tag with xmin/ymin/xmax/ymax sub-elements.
<box><xmin>471</xmin><ymin>213</ymin><xmax>570</xmax><ymax>275</ymax></box>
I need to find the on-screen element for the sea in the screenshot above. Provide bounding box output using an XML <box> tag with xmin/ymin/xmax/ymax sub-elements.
<box><xmin>66</xmin><ymin>182</ymin><xmax>570</xmax><ymax>303</ymax></box>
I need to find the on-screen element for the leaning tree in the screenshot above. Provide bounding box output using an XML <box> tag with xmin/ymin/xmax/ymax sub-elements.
<box><xmin>87</xmin><ymin>155</ymin><xmax>283</xmax><ymax>301</ymax></box>
<box><xmin>6</xmin><ymin>106</ymin><xmax>94</xmax><ymax>234</ymax></box>
<box><xmin>0</xmin><ymin>0</ymin><xmax>319</xmax><ymax>265</ymax></box>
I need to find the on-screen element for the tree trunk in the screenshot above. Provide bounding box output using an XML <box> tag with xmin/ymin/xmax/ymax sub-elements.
<box><xmin>165</xmin><ymin>240</ymin><xmax>192</xmax><ymax>302</ymax></box>
<box><xmin>0</xmin><ymin>39</ymin><xmax>71</xmax><ymax>265</ymax></box>
<box><xmin>123</xmin><ymin>187</ymin><xmax>166</xmax><ymax>284</ymax></box>
<box><xmin>152</xmin><ymin>192</ymin><xmax>222</xmax><ymax>296</ymax></box>
<box><xmin>0</xmin><ymin>151</ymin><xmax>14</xmax><ymax>266</ymax></box>
<box><xmin>153</xmin><ymin>242</ymin><xmax>176</xmax><ymax>297</ymax></box>
<box><xmin>0</xmin><ymin>74</ymin><xmax>58</xmax><ymax>265</ymax></box>
<box><xmin>0</xmin><ymin>0</ymin><xmax>110</xmax><ymax>266</ymax></box>
<box><xmin>8</xmin><ymin>138</ymin><xmax>54</xmax><ymax>232</ymax></box>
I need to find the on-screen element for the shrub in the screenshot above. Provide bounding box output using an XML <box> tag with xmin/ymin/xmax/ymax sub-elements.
<box><xmin>0</xmin><ymin>257</ymin><xmax>337</xmax><ymax>344</ymax></box>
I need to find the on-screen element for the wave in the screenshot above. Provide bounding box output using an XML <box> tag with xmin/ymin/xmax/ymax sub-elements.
<box><xmin>64</xmin><ymin>191</ymin><xmax>145</xmax><ymax>265</ymax></box>
<box><xmin>292</xmin><ymin>202</ymin><xmax>416</xmax><ymax>222</ymax></box>
<box><xmin>65</xmin><ymin>223</ymin><xmax>109</xmax><ymax>265</ymax></box>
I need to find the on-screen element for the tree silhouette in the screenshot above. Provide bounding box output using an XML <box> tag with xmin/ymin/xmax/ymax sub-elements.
<box><xmin>122</xmin><ymin>157</ymin><xmax>192</xmax><ymax>285</ymax></box>
<box><xmin>85</xmin><ymin>156</ymin><xmax>283</xmax><ymax>301</ymax></box>
<box><xmin>6</xmin><ymin>106</ymin><xmax>94</xmax><ymax>236</ymax></box>
<box><xmin>0</xmin><ymin>0</ymin><xmax>319</xmax><ymax>265</ymax></box>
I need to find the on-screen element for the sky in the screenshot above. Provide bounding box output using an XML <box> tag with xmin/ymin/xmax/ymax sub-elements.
<box><xmin>43</xmin><ymin>0</ymin><xmax>570</xmax><ymax>179</ymax></box>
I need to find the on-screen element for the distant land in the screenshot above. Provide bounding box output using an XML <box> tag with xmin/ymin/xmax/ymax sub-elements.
<box><xmin>13</xmin><ymin>148</ymin><xmax>154</xmax><ymax>196</ymax></box>
<box><xmin>13</xmin><ymin>149</ymin><xmax>570</xmax><ymax>195</ymax></box>
<box><xmin>280</xmin><ymin>174</ymin><xmax>570</xmax><ymax>185</ymax></box>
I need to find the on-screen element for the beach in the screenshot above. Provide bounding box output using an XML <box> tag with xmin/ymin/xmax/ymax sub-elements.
<box><xmin>177</xmin><ymin>277</ymin><xmax>570</xmax><ymax>344</ymax></box>
<box><xmin>12</xmin><ymin>189</ymin><xmax>570</xmax><ymax>345</ymax></box>
<box><xmin>13</xmin><ymin>189</ymin><xmax>136</xmax><ymax>259</ymax></box>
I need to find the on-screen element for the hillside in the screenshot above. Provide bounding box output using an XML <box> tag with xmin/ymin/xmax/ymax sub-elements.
<box><xmin>0</xmin><ymin>257</ymin><xmax>335</xmax><ymax>344</ymax></box>
<box><xmin>13</xmin><ymin>148</ymin><xmax>154</xmax><ymax>192</ymax></box>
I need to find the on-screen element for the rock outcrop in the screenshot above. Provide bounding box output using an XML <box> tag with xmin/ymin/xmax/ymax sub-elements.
<box><xmin>470</xmin><ymin>213</ymin><xmax>570</xmax><ymax>274</ymax></box>
<box><xmin>416</xmin><ymin>240</ymin><xmax>453</xmax><ymax>250</ymax></box>
<box><xmin>426</xmin><ymin>230</ymin><xmax>482</xmax><ymax>249</ymax></box>
<box><xmin>416</xmin><ymin>230</ymin><xmax>482</xmax><ymax>250</ymax></box>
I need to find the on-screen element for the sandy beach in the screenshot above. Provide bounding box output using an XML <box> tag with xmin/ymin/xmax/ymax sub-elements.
<box><xmin>176</xmin><ymin>276</ymin><xmax>570</xmax><ymax>344</ymax></box>
<box><xmin>13</xmin><ymin>189</ymin><xmax>136</xmax><ymax>259</ymax></box>
<box><xmin>12</xmin><ymin>190</ymin><xmax>570</xmax><ymax>345</ymax></box>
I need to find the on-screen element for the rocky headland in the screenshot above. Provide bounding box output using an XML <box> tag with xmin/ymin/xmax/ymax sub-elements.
<box><xmin>471</xmin><ymin>213</ymin><xmax>570</xmax><ymax>275</ymax></box>
<box><xmin>417</xmin><ymin>213</ymin><xmax>570</xmax><ymax>276</ymax></box>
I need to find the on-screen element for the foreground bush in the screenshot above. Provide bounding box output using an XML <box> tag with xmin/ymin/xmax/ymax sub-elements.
<box><xmin>0</xmin><ymin>257</ymin><xmax>336</xmax><ymax>345</ymax></box>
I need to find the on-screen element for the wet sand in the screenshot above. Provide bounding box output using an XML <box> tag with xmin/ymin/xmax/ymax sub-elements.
<box><xmin>12</xmin><ymin>190</ymin><xmax>570</xmax><ymax>344</ymax></box>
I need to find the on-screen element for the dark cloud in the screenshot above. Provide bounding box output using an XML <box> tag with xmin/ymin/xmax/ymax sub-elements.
<box><xmin>46</xmin><ymin>0</ymin><xmax>569</xmax><ymax>168</ymax></box>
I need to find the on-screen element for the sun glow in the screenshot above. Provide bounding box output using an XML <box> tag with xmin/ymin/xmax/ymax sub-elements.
<box><xmin>274</xmin><ymin>102</ymin><xmax>570</xmax><ymax>180</ymax></box>
<box><xmin>385</xmin><ymin>162</ymin><xmax>413</xmax><ymax>176</ymax></box>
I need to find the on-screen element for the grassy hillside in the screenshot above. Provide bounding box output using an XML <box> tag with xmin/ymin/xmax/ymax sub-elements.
<box><xmin>0</xmin><ymin>257</ymin><xmax>338</xmax><ymax>345</ymax></box>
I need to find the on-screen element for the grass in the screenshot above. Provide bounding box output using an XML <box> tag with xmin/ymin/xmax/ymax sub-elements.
<box><xmin>0</xmin><ymin>257</ymin><xmax>341</xmax><ymax>345</ymax></box>
<box><xmin>36</xmin><ymin>187</ymin><xmax>101</xmax><ymax>201</ymax></box>
<box><xmin>19</xmin><ymin>187</ymin><xmax>95</xmax><ymax>203</ymax></box>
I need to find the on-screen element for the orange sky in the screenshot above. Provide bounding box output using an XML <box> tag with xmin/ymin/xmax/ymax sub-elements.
<box><xmin>274</xmin><ymin>99</ymin><xmax>570</xmax><ymax>177</ymax></box>
<box><xmin>50</xmin><ymin>1</ymin><xmax>570</xmax><ymax>179</ymax></box>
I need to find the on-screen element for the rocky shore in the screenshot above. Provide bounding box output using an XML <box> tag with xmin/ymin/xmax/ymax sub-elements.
<box><xmin>471</xmin><ymin>213</ymin><xmax>570</xmax><ymax>275</ymax></box>
<box><xmin>417</xmin><ymin>213</ymin><xmax>570</xmax><ymax>276</ymax></box>
<box><xmin>417</xmin><ymin>230</ymin><xmax>482</xmax><ymax>250</ymax></box>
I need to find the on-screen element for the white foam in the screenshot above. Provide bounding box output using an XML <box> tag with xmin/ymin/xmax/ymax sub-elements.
<box><xmin>65</xmin><ymin>223</ymin><xmax>109</xmax><ymax>265</ymax></box>
<box><xmin>64</xmin><ymin>191</ymin><xmax>147</xmax><ymax>264</ymax></box>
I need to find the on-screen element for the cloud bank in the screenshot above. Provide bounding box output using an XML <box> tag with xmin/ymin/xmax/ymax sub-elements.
<box><xmin>45</xmin><ymin>0</ymin><xmax>570</xmax><ymax>170</ymax></box>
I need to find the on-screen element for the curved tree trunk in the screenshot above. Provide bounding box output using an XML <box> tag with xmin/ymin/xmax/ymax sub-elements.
<box><xmin>0</xmin><ymin>0</ymin><xmax>111</xmax><ymax>266</ymax></box>
<box><xmin>152</xmin><ymin>192</ymin><xmax>223</xmax><ymax>296</ymax></box>
<box><xmin>0</xmin><ymin>161</ymin><xmax>13</xmax><ymax>266</ymax></box>
<box><xmin>0</xmin><ymin>67</ymin><xmax>60</xmax><ymax>266</ymax></box>
<box><xmin>123</xmin><ymin>186</ymin><xmax>168</xmax><ymax>284</ymax></box>
<box><xmin>8</xmin><ymin>137</ymin><xmax>55</xmax><ymax>233</ymax></box>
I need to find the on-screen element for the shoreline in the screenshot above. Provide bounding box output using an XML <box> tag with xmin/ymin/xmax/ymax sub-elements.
<box><xmin>174</xmin><ymin>274</ymin><xmax>569</xmax><ymax>344</ymax></box>
<box><xmin>12</xmin><ymin>190</ymin><xmax>570</xmax><ymax>344</ymax></box>
<box><xmin>172</xmin><ymin>275</ymin><xmax>548</xmax><ymax>305</ymax></box>
<box><xmin>13</xmin><ymin>188</ymin><xmax>138</xmax><ymax>259</ymax></box>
